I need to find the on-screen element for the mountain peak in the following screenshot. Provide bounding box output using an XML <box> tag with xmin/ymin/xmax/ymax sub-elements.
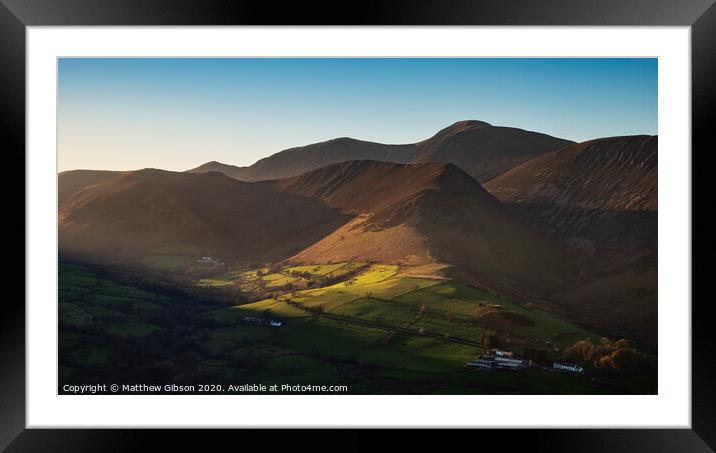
<box><xmin>327</xmin><ymin>136</ymin><xmax>360</xmax><ymax>143</ymax></box>
<box><xmin>413</xmin><ymin>120</ymin><xmax>573</xmax><ymax>183</ymax></box>
<box><xmin>448</xmin><ymin>119</ymin><xmax>492</xmax><ymax>129</ymax></box>
<box><xmin>422</xmin><ymin>120</ymin><xmax>492</xmax><ymax>143</ymax></box>
<box><xmin>275</xmin><ymin>159</ymin><xmax>496</xmax><ymax>222</ymax></box>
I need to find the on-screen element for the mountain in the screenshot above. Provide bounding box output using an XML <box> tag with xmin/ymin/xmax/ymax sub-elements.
<box><xmin>412</xmin><ymin>120</ymin><xmax>574</xmax><ymax>182</ymax></box>
<box><xmin>187</xmin><ymin>120</ymin><xmax>572</xmax><ymax>183</ymax></box>
<box><xmin>276</xmin><ymin>160</ymin><xmax>576</xmax><ymax>299</ymax></box>
<box><xmin>60</xmin><ymin>161</ymin><xmax>576</xmax><ymax>300</ymax></box>
<box><xmin>59</xmin><ymin>169</ymin><xmax>350</xmax><ymax>263</ymax></box>
<box><xmin>485</xmin><ymin>135</ymin><xmax>658</xmax><ymax>348</ymax></box>
<box><xmin>186</xmin><ymin>161</ymin><xmax>246</xmax><ymax>179</ymax></box>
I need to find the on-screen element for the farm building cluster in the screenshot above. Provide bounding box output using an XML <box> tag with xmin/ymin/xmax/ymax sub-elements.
<box><xmin>467</xmin><ymin>349</ymin><xmax>584</xmax><ymax>374</ymax></box>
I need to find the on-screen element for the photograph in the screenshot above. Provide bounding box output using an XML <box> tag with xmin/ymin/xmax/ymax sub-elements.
<box><xmin>57</xmin><ymin>57</ymin><xmax>658</xmax><ymax>396</ymax></box>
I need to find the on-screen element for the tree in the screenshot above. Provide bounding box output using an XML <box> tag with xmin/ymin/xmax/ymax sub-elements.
<box><xmin>611</xmin><ymin>346</ymin><xmax>644</xmax><ymax>371</ymax></box>
<box><xmin>598</xmin><ymin>354</ymin><xmax>614</xmax><ymax>369</ymax></box>
<box><xmin>562</xmin><ymin>337</ymin><xmax>648</xmax><ymax>374</ymax></box>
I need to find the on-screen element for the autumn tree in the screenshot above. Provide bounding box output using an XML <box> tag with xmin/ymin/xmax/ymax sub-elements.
<box><xmin>562</xmin><ymin>337</ymin><xmax>649</xmax><ymax>373</ymax></box>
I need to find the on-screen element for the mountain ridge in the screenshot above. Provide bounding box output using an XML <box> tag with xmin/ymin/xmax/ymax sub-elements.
<box><xmin>186</xmin><ymin>120</ymin><xmax>574</xmax><ymax>184</ymax></box>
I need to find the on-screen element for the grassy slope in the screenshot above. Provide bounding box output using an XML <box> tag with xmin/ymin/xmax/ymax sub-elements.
<box><xmin>197</xmin><ymin>262</ymin><xmax>630</xmax><ymax>393</ymax></box>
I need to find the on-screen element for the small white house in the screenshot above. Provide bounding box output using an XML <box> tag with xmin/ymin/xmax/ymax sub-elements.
<box><xmin>494</xmin><ymin>356</ymin><xmax>528</xmax><ymax>370</ymax></box>
<box><xmin>467</xmin><ymin>359</ymin><xmax>495</xmax><ymax>369</ymax></box>
<box><xmin>469</xmin><ymin>349</ymin><xmax>529</xmax><ymax>371</ymax></box>
<box><xmin>496</xmin><ymin>361</ymin><xmax>525</xmax><ymax>370</ymax></box>
<box><xmin>269</xmin><ymin>320</ymin><xmax>283</xmax><ymax>328</ymax></box>
<box><xmin>197</xmin><ymin>256</ymin><xmax>220</xmax><ymax>265</ymax></box>
<box><xmin>553</xmin><ymin>362</ymin><xmax>584</xmax><ymax>373</ymax></box>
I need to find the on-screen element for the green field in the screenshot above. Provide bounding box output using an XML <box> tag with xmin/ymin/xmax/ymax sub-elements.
<box><xmin>284</xmin><ymin>263</ymin><xmax>350</xmax><ymax>277</ymax></box>
<box><xmin>59</xmin><ymin>259</ymin><xmax>654</xmax><ymax>394</ymax></box>
<box><xmin>357</xmin><ymin>335</ymin><xmax>481</xmax><ymax>372</ymax></box>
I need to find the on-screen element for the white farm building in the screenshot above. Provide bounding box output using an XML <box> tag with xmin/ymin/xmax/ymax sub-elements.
<box><xmin>553</xmin><ymin>363</ymin><xmax>584</xmax><ymax>373</ymax></box>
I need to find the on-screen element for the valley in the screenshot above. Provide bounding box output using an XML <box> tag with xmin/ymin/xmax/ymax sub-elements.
<box><xmin>58</xmin><ymin>120</ymin><xmax>658</xmax><ymax>395</ymax></box>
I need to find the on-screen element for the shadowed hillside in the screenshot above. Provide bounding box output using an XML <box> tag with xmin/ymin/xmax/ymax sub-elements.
<box><xmin>485</xmin><ymin>135</ymin><xmax>658</xmax><ymax>349</ymax></box>
<box><xmin>485</xmin><ymin>135</ymin><xmax>657</xmax><ymax>211</ymax></box>
<box><xmin>59</xmin><ymin>169</ymin><xmax>350</xmax><ymax>263</ymax></box>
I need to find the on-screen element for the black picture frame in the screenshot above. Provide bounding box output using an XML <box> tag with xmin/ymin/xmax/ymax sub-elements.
<box><xmin>2</xmin><ymin>0</ymin><xmax>713</xmax><ymax>451</ymax></box>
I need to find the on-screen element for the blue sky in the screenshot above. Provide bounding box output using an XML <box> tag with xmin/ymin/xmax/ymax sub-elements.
<box><xmin>58</xmin><ymin>58</ymin><xmax>657</xmax><ymax>172</ymax></box>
